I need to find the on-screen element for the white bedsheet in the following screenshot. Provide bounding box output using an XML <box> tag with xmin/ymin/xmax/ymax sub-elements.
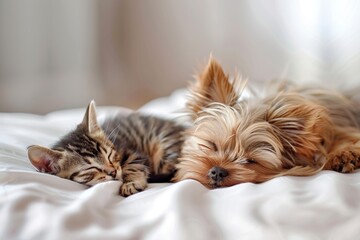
<box><xmin>1</xmin><ymin>90</ymin><xmax>360</xmax><ymax>240</ymax></box>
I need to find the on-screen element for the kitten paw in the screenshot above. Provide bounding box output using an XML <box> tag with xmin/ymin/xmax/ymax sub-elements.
<box><xmin>327</xmin><ymin>148</ymin><xmax>360</xmax><ymax>173</ymax></box>
<box><xmin>119</xmin><ymin>180</ymin><xmax>147</xmax><ymax>197</ymax></box>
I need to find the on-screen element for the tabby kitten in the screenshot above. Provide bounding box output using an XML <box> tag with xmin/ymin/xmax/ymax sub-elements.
<box><xmin>27</xmin><ymin>101</ymin><xmax>185</xmax><ymax>197</ymax></box>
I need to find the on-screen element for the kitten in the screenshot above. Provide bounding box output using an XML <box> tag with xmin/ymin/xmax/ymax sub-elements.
<box><xmin>28</xmin><ymin>101</ymin><xmax>185</xmax><ymax>197</ymax></box>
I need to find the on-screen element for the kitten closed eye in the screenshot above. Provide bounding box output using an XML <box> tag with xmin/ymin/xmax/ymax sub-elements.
<box><xmin>73</xmin><ymin>172</ymin><xmax>95</xmax><ymax>184</ymax></box>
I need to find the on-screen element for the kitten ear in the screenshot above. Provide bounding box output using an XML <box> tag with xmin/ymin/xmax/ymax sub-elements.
<box><xmin>187</xmin><ymin>56</ymin><xmax>241</xmax><ymax>119</ymax></box>
<box><xmin>27</xmin><ymin>145</ymin><xmax>63</xmax><ymax>174</ymax></box>
<box><xmin>82</xmin><ymin>100</ymin><xmax>101</xmax><ymax>134</ymax></box>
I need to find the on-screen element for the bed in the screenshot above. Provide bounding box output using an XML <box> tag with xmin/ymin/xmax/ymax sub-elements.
<box><xmin>1</xmin><ymin>89</ymin><xmax>360</xmax><ymax>240</ymax></box>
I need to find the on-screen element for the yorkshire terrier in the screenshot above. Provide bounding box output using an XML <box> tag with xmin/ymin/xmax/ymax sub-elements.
<box><xmin>174</xmin><ymin>57</ymin><xmax>360</xmax><ymax>188</ymax></box>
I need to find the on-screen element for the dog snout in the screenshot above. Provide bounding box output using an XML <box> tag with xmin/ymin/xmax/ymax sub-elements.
<box><xmin>208</xmin><ymin>166</ymin><xmax>229</xmax><ymax>183</ymax></box>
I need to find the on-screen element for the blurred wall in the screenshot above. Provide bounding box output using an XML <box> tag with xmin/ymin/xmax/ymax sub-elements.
<box><xmin>0</xmin><ymin>0</ymin><xmax>100</xmax><ymax>114</ymax></box>
<box><xmin>1</xmin><ymin>0</ymin><xmax>360</xmax><ymax>113</ymax></box>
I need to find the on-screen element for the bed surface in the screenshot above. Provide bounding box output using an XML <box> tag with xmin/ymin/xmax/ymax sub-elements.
<box><xmin>1</xmin><ymin>89</ymin><xmax>360</xmax><ymax>240</ymax></box>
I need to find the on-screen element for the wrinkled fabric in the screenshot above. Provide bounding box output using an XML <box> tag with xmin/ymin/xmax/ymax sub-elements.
<box><xmin>1</xmin><ymin>91</ymin><xmax>360</xmax><ymax>240</ymax></box>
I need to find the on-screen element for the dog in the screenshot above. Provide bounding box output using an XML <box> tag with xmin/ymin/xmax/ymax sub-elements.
<box><xmin>174</xmin><ymin>57</ymin><xmax>360</xmax><ymax>188</ymax></box>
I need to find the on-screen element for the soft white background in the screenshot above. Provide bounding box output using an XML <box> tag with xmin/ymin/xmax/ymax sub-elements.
<box><xmin>1</xmin><ymin>0</ymin><xmax>360</xmax><ymax>113</ymax></box>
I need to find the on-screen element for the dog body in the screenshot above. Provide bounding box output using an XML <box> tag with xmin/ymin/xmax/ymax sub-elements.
<box><xmin>174</xmin><ymin>58</ymin><xmax>360</xmax><ymax>188</ymax></box>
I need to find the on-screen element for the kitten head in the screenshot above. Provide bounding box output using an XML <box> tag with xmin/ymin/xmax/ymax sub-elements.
<box><xmin>28</xmin><ymin>100</ymin><xmax>124</xmax><ymax>186</ymax></box>
<box><xmin>174</xmin><ymin>57</ymin><xmax>331</xmax><ymax>188</ymax></box>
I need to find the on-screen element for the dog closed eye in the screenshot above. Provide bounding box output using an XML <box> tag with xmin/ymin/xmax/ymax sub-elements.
<box><xmin>246</xmin><ymin>159</ymin><xmax>256</xmax><ymax>164</ymax></box>
<box><xmin>235</xmin><ymin>157</ymin><xmax>257</xmax><ymax>164</ymax></box>
<box><xmin>198</xmin><ymin>140</ymin><xmax>218</xmax><ymax>152</ymax></box>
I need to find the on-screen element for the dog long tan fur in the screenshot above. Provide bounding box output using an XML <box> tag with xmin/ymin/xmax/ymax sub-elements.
<box><xmin>174</xmin><ymin>57</ymin><xmax>360</xmax><ymax>188</ymax></box>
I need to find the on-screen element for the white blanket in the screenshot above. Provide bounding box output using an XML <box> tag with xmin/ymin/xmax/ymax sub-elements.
<box><xmin>1</xmin><ymin>90</ymin><xmax>360</xmax><ymax>240</ymax></box>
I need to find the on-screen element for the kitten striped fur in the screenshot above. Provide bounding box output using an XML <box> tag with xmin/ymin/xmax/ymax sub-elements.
<box><xmin>28</xmin><ymin>101</ymin><xmax>185</xmax><ymax>197</ymax></box>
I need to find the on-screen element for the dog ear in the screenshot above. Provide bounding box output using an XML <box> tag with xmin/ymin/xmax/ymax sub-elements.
<box><xmin>186</xmin><ymin>56</ymin><xmax>241</xmax><ymax>119</ymax></box>
<box><xmin>264</xmin><ymin>94</ymin><xmax>333</xmax><ymax>160</ymax></box>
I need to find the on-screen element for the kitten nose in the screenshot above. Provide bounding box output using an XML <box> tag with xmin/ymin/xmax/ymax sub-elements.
<box><xmin>208</xmin><ymin>166</ymin><xmax>228</xmax><ymax>182</ymax></box>
<box><xmin>107</xmin><ymin>169</ymin><xmax>117</xmax><ymax>178</ymax></box>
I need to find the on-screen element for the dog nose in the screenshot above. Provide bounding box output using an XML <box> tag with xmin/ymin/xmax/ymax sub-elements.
<box><xmin>208</xmin><ymin>166</ymin><xmax>228</xmax><ymax>182</ymax></box>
